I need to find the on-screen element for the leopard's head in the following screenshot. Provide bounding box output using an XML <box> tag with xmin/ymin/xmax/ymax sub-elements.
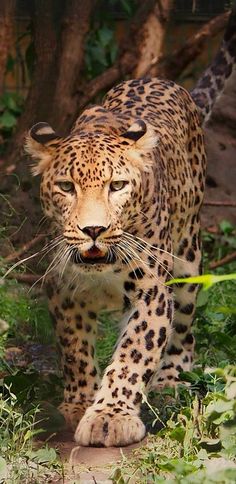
<box><xmin>26</xmin><ymin>117</ymin><xmax>157</xmax><ymax>274</ymax></box>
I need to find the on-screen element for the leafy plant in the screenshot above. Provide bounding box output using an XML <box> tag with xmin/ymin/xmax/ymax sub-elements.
<box><xmin>0</xmin><ymin>91</ymin><xmax>24</xmax><ymax>134</ymax></box>
<box><xmin>0</xmin><ymin>279</ymin><xmax>54</xmax><ymax>345</ymax></box>
<box><xmin>111</xmin><ymin>367</ymin><xmax>236</xmax><ymax>483</ymax></box>
<box><xmin>84</xmin><ymin>0</ymin><xmax>138</xmax><ymax>79</ymax></box>
<box><xmin>0</xmin><ymin>91</ymin><xmax>24</xmax><ymax>154</ymax></box>
<box><xmin>0</xmin><ymin>384</ymin><xmax>63</xmax><ymax>483</ymax></box>
<box><xmin>85</xmin><ymin>24</ymin><xmax>118</xmax><ymax>79</ymax></box>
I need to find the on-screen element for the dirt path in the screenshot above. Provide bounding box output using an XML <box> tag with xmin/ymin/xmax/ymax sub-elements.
<box><xmin>37</xmin><ymin>429</ymin><xmax>146</xmax><ymax>482</ymax></box>
<box><xmin>202</xmin><ymin>69</ymin><xmax>236</xmax><ymax>229</ymax></box>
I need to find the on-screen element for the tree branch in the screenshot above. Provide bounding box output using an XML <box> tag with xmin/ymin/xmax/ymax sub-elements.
<box><xmin>4</xmin><ymin>234</ymin><xmax>45</xmax><ymax>263</ymax></box>
<box><xmin>6</xmin><ymin>272</ymin><xmax>42</xmax><ymax>284</ymax></box>
<box><xmin>209</xmin><ymin>251</ymin><xmax>236</xmax><ymax>269</ymax></box>
<box><xmin>132</xmin><ymin>0</ymin><xmax>172</xmax><ymax>78</ymax></box>
<box><xmin>203</xmin><ymin>200</ymin><xmax>236</xmax><ymax>207</ymax></box>
<box><xmin>149</xmin><ymin>10</ymin><xmax>230</xmax><ymax>79</ymax></box>
<box><xmin>76</xmin><ymin>9</ymin><xmax>229</xmax><ymax>112</ymax></box>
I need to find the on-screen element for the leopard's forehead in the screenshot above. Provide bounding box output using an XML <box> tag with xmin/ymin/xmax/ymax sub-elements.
<box><xmin>49</xmin><ymin>132</ymin><xmax>131</xmax><ymax>186</ymax></box>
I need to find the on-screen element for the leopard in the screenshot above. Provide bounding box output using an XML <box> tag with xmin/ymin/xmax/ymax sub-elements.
<box><xmin>25</xmin><ymin>8</ymin><xmax>236</xmax><ymax>447</ymax></box>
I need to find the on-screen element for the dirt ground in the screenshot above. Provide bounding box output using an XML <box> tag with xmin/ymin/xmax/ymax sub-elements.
<box><xmin>202</xmin><ymin>68</ymin><xmax>236</xmax><ymax>228</ymax></box>
<box><xmin>51</xmin><ymin>431</ymin><xmax>145</xmax><ymax>483</ymax></box>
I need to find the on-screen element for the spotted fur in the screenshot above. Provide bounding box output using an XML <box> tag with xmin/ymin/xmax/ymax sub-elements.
<box><xmin>191</xmin><ymin>6</ymin><xmax>236</xmax><ymax>123</ymax></box>
<box><xmin>25</xmin><ymin>12</ymin><xmax>235</xmax><ymax>447</ymax></box>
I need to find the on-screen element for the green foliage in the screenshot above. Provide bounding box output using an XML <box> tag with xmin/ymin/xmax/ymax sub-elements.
<box><xmin>0</xmin><ymin>92</ymin><xmax>24</xmax><ymax>136</ymax></box>
<box><xmin>0</xmin><ymin>384</ymin><xmax>63</xmax><ymax>483</ymax></box>
<box><xmin>97</xmin><ymin>311</ymin><xmax>119</xmax><ymax>370</ymax></box>
<box><xmin>84</xmin><ymin>0</ymin><xmax>137</xmax><ymax>79</ymax></box>
<box><xmin>0</xmin><ymin>280</ymin><xmax>54</xmax><ymax>344</ymax></box>
<box><xmin>166</xmin><ymin>223</ymin><xmax>236</xmax><ymax>368</ymax></box>
<box><xmin>0</xmin><ymin>91</ymin><xmax>24</xmax><ymax>154</ymax></box>
<box><xmin>112</xmin><ymin>367</ymin><xmax>236</xmax><ymax>482</ymax></box>
<box><xmin>85</xmin><ymin>24</ymin><xmax>118</xmax><ymax>79</ymax></box>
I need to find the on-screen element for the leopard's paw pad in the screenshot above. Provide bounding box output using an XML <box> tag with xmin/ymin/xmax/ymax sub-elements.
<box><xmin>74</xmin><ymin>407</ymin><xmax>146</xmax><ymax>447</ymax></box>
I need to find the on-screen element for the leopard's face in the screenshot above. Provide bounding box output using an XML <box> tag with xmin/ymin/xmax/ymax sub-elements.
<box><xmin>26</xmin><ymin>121</ymin><xmax>156</xmax><ymax>273</ymax></box>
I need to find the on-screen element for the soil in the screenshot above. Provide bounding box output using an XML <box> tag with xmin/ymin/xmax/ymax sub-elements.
<box><xmin>202</xmin><ymin>68</ymin><xmax>236</xmax><ymax>229</ymax></box>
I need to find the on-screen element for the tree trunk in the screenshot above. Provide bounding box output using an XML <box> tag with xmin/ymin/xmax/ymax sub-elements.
<box><xmin>0</xmin><ymin>0</ymin><xmax>16</xmax><ymax>95</ymax></box>
<box><xmin>5</xmin><ymin>0</ymin><xmax>57</xmax><ymax>167</ymax></box>
<box><xmin>49</xmin><ymin>0</ymin><xmax>94</xmax><ymax>133</ymax></box>
<box><xmin>132</xmin><ymin>0</ymin><xmax>173</xmax><ymax>78</ymax></box>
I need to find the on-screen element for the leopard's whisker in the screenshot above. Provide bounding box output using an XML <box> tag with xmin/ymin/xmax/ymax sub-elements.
<box><xmin>121</xmin><ymin>235</ymin><xmax>173</xmax><ymax>281</ymax></box>
<box><xmin>28</xmin><ymin>244</ymin><xmax>67</xmax><ymax>293</ymax></box>
<box><xmin>3</xmin><ymin>234</ymin><xmax>65</xmax><ymax>280</ymax></box>
<box><xmin>123</xmin><ymin>231</ymin><xmax>185</xmax><ymax>263</ymax></box>
<box><xmin>38</xmin><ymin>236</ymin><xmax>65</xmax><ymax>263</ymax></box>
<box><xmin>115</xmin><ymin>245</ymin><xmax>133</xmax><ymax>269</ymax></box>
<box><xmin>59</xmin><ymin>244</ymin><xmax>75</xmax><ymax>280</ymax></box>
<box><xmin>116</xmin><ymin>244</ymin><xmax>163</xmax><ymax>300</ymax></box>
<box><xmin>120</xmin><ymin>239</ymin><xmax>173</xmax><ymax>282</ymax></box>
<box><xmin>116</xmin><ymin>246</ymin><xmax>143</xmax><ymax>285</ymax></box>
<box><xmin>122</xmin><ymin>235</ymin><xmax>171</xmax><ymax>266</ymax></box>
<box><xmin>118</xmin><ymin>240</ymin><xmax>167</xmax><ymax>289</ymax></box>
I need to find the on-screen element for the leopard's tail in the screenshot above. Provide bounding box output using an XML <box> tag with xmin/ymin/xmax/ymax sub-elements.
<box><xmin>190</xmin><ymin>6</ymin><xmax>236</xmax><ymax>124</ymax></box>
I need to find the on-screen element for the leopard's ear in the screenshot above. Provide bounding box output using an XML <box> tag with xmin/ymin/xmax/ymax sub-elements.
<box><xmin>122</xmin><ymin>119</ymin><xmax>147</xmax><ymax>142</ymax></box>
<box><xmin>123</xmin><ymin>120</ymin><xmax>158</xmax><ymax>172</ymax></box>
<box><xmin>25</xmin><ymin>122</ymin><xmax>62</xmax><ymax>176</ymax></box>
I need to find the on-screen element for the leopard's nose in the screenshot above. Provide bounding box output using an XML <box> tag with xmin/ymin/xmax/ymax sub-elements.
<box><xmin>80</xmin><ymin>225</ymin><xmax>108</xmax><ymax>241</ymax></box>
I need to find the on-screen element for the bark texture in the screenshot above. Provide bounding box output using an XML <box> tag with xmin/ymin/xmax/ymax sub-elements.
<box><xmin>49</xmin><ymin>0</ymin><xmax>94</xmax><ymax>132</ymax></box>
<box><xmin>132</xmin><ymin>0</ymin><xmax>173</xmax><ymax>78</ymax></box>
<box><xmin>150</xmin><ymin>10</ymin><xmax>230</xmax><ymax>79</ymax></box>
<box><xmin>0</xmin><ymin>0</ymin><xmax>16</xmax><ymax>95</ymax></box>
<box><xmin>5</xmin><ymin>0</ymin><xmax>57</xmax><ymax>165</ymax></box>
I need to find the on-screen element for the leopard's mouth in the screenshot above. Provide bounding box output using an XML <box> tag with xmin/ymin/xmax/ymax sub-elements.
<box><xmin>70</xmin><ymin>246</ymin><xmax>117</xmax><ymax>265</ymax></box>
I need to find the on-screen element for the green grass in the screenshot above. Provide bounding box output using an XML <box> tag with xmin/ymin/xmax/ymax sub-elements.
<box><xmin>0</xmin><ymin>278</ymin><xmax>54</xmax><ymax>345</ymax></box>
<box><xmin>0</xmin><ymin>384</ymin><xmax>63</xmax><ymax>483</ymax></box>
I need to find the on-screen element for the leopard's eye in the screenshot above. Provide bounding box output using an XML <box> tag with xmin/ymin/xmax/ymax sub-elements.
<box><xmin>110</xmin><ymin>180</ymin><xmax>128</xmax><ymax>192</ymax></box>
<box><xmin>56</xmin><ymin>181</ymin><xmax>75</xmax><ymax>193</ymax></box>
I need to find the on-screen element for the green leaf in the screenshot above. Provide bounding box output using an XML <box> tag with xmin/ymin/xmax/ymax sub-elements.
<box><xmin>6</xmin><ymin>54</ymin><xmax>15</xmax><ymax>73</ymax></box>
<box><xmin>33</xmin><ymin>446</ymin><xmax>57</xmax><ymax>464</ymax></box>
<box><xmin>207</xmin><ymin>399</ymin><xmax>234</xmax><ymax>414</ymax></box>
<box><xmin>5</xmin><ymin>95</ymin><xmax>17</xmax><ymax>111</ymax></box>
<box><xmin>120</xmin><ymin>0</ymin><xmax>133</xmax><ymax>15</ymax></box>
<box><xmin>169</xmin><ymin>426</ymin><xmax>185</xmax><ymax>443</ymax></box>
<box><xmin>196</xmin><ymin>289</ymin><xmax>209</xmax><ymax>307</ymax></box>
<box><xmin>166</xmin><ymin>273</ymin><xmax>236</xmax><ymax>290</ymax></box>
<box><xmin>97</xmin><ymin>26</ymin><xmax>113</xmax><ymax>47</ymax></box>
<box><xmin>0</xmin><ymin>457</ymin><xmax>7</xmax><ymax>480</ymax></box>
<box><xmin>0</xmin><ymin>110</ymin><xmax>17</xmax><ymax>128</ymax></box>
<box><xmin>219</xmin><ymin>220</ymin><xmax>234</xmax><ymax>235</ymax></box>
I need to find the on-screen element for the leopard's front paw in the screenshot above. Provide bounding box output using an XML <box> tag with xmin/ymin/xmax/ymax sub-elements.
<box><xmin>58</xmin><ymin>402</ymin><xmax>86</xmax><ymax>430</ymax></box>
<box><xmin>74</xmin><ymin>406</ymin><xmax>146</xmax><ymax>447</ymax></box>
